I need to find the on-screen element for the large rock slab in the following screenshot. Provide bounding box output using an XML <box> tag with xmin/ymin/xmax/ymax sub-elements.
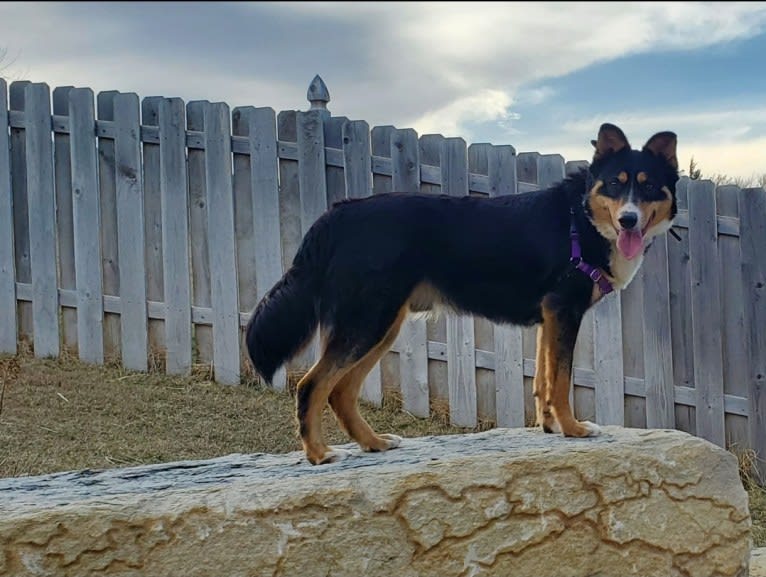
<box><xmin>0</xmin><ymin>427</ymin><xmax>751</xmax><ymax>577</ymax></box>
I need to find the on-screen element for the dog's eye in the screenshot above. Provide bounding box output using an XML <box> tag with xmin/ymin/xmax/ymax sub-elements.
<box><xmin>644</xmin><ymin>183</ymin><xmax>654</xmax><ymax>192</ymax></box>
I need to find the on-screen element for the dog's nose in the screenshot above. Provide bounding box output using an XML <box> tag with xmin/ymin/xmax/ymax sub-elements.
<box><xmin>618</xmin><ymin>212</ymin><xmax>639</xmax><ymax>230</ymax></box>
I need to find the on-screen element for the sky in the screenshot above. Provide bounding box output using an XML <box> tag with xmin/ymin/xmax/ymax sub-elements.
<box><xmin>1</xmin><ymin>1</ymin><xmax>765</xmax><ymax>182</ymax></box>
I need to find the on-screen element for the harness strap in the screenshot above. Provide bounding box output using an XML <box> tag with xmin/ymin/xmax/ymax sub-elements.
<box><xmin>569</xmin><ymin>212</ymin><xmax>614</xmax><ymax>296</ymax></box>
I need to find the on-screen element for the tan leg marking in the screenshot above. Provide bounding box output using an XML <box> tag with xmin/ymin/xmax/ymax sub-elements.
<box><xmin>329</xmin><ymin>305</ymin><xmax>409</xmax><ymax>453</ymax></box>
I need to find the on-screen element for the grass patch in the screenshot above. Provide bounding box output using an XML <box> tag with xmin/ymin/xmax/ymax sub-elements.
<box><xmin>1</xmin><ymin>351</ymin><xmax>763</xmax><ymax>547</ymax></box>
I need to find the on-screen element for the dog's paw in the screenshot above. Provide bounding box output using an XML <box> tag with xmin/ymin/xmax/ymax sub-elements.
<box><xmin>315</xmin><ymin>447</ymin><xmax>353</xmax><ymax>465</ymax></box>
<box><xmin>361</xmin><ymin>433</ymin><xmax>403</xmax><ymax>452</ymax></box>
<box><xmin>579</xmin><ymin>421</ymin><xmax>602</xmax><ymax>437</ymax></box>
<box><xmin>379</xmin><ymin>433</ymin><xmax>403</xmax><ymax>449</ymax></box>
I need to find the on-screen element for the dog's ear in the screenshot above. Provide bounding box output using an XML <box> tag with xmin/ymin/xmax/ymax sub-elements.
<box><xmin>643</xmin><ymin>131</ymin><xmax>678</xmax><ymax>170</ymax></box>
<box><xmin>592</xmin><ymin>123</ymin><xmax>630</xmax><ymax>162</ymax></box>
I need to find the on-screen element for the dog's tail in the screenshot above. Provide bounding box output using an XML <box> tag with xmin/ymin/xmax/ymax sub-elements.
<box><xmin>245</xmin><ymin>220</ymin><xmax>328</xmax><ymax>384</ymax></box>
<box><xmin>245</xmin><ymin>264</ymin><xmax>319</xmax><ymax>384</ymax></box>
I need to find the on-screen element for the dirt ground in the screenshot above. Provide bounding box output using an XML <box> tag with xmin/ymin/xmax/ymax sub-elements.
<box><xmin>0</xmin><ymin>351</ymin><xmax>763</xmax><ymax>547</ymax></box>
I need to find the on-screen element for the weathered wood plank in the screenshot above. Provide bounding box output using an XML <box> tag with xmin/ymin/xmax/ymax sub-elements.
<box><xmin>371</xmin><ymin>126</ymin><xmax>395</xmax><ymax>196</ymax></box>
<box><xmin>97</xmin><ymin>91</ymin><xmax>122</xmax><ymax>360</ymax></box>
<box><xmin>593</xmin><ymin>294</ymin><xmax>624</xmax><ymax>425</ymax></box>
<box><xmin>0</xmin><ymin>79</ymin><xmax>17</xmax><ymax>353</ymax></box>
<box><xmin>9</xmin><ymin>81</ymin><xmax>32</xmax><ymax>343</ymax></box>
<box><xmin>489</xmin><ymin>144</ymin><xmax>525</xmax><ymax>427</ymax></box>
<box><xmin>323</xmin><ymin>116</ymin><xmax>348</xmax><ymax>206</ymax></box>
<box><xmin>52</xmin><ymin>86</ymin><xmax>76</xmax><ymax>352</ymax></box>
<box><xmin>187</xmin><ymin>101</ymin><xmax>213</xmax><ymax>367</ymax></box>
<box><xmin>245</xmin><ymin>107</ymin><xmax>286</xmax><ymax>390</ymax></box>
<box><xmin>25</xmin><ymin>83</ymin><xmax>60</xmax><ymax>358</ymax></box>
<box><xmin>716</xmin><ymin>186</ymin><xmax>748</xmax><ymax>449</ymax></box>
<box><xmin>739</xmin><ymin>186</ymin><xmax>766</xmax><ymax>480</ymax></box>
<box><xmin>141</xmin><ymin>97</ymin><xmax>165</xmax><ymax>361</ymax></box>
<box><xmin>668</xmin><ymin>178</ymin><xmax>695</xmax><ymax>434</ymax></box>
<box><xmin>467</xmin><ymin>143</ymin><xmax>495</xmax><ymax>422</ymax></box>
<box><xmin>688</xmin><ymin>179</ymin><xmax>725</xmax><ymax>446</ymax></box>
<box><xmin>294</xmin><ymin>110</ymin><xmax>328</xmax><ymax>370</ymax></box>
<box><xmin>367</xmin><ymin>125</ymin><xmax>399</xmax><ymax>401</ymax></box>
<box><xmin>204</xmin><ymin>102</ymin><xmax>240</xmax><ymax>385</ymax></box>
<box><xmin>69</xmin><ymin>88</ymin><xmax>105</xmax><ymax>364</ymax></box>
<box><xmin>392</xmin><ymin>128</ymin><xmax>429</xmax><ymax>418</ymax></box>
<box><xmin>642</xmin><ymin>233</ymin><xmax>675</xmax><ymax>429</ymax></box>
<box><xmin>515</xmin><ymin>152</ymin><xmax>542</xmax><ymax>416</ymax></box>
<box><xmin>114</xmin><ymin>92</ymin><xmax>148</xmax><ymax>371</ymax></box>
<box><xmin>442</xmin><ymin>137</ymin><xmax>477</xmax><ymax>428</ymax></box>
<box><xmin>418</xmin><ymin>133</ymin><xmax>448</xmax><ymax>405</ymax></box>
<box><xmin>159</xmin><ymin>98</ymin><xmax>192</xmax><ymax>374</ymax></box>
<box><xmin>277</xmin><ymin>111</ymin><xmax>300</xmax><ymax>273</ymax></box>
<box><xmin>341</xmin><ymin>119</ymin><xmax>382</xmax><ymax>406</ymax></box>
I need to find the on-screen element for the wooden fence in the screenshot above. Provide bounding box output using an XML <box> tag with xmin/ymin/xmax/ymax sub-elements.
<box><xmin>0</xmin><ymin>76</ymin><xmax>763</xmax><ymax>475</ymax></box>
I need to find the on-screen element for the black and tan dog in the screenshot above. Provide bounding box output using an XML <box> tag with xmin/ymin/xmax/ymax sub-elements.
<box><xmin>246</xmin><ymin>123</ymin><xmax>679</xmax><ymax>465</ymax></box>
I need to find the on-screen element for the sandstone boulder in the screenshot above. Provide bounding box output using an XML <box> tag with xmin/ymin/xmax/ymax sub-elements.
<box><xmin>0</xmin><ymin>426</ymin><xmax>751</xmax><ymax>576</ymax></box>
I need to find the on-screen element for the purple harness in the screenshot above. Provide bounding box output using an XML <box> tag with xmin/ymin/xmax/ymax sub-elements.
<box><xmin>569</xmin><ymin>217</ymin><xmax>614</xmax><ymax>296</ymax></box>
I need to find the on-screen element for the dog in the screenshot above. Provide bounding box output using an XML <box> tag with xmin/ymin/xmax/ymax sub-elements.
<box><xmin>245</xmin><ymin>123</ymin><xmax>679</xmax><ymax>465</ymax></box>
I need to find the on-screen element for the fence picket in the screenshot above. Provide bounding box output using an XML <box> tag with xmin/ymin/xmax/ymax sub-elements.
<box><xmin>442</xmin><ymin>137</ymin><xmax>477</xmax><ymax>428</ymax></box>
<box><xmin>341</xmin><ymin>119</ymin><xmax>383</xmax><ymax>406</ymax></box>
<box><xmin>468</xmin><ymin>143</ymin><xmax>496</xmax><ymax>422</ymax></box>
<box><xmin>97</xmin><ymin>91</ymin><xmax>121</xmax><ymax>360</ymax></box>
<box><xmin>293</xmin><ymin>110</ymin><xmax>328</xmax><ymax>369</ymax></box>
<box><xmin>391</xmin><ymin>128</ymin><xmax>429</xmax><ymax>418</ymax></box>
<box><xmin>0</xmin><ymin>79</ymin><xmax>16</xmax><ymax>353</ymax></box>
<box><xmin>717</xmin><ymin>185</ymin><xmax>748</xmax><ymax>448</ymax></box>
<box><xmin>114</xmin><ymin>93</ymin><xmax>148</xmax><ymax>371</ymax></box>
<box><xmin>141</xmin><ymin>97</ymin><xmax>165</xmax><ymax>361</ymax></box>
<box><xmin>204</xmin><ymin>102</ymin><xmax>240</xmax><ymax>385</ymax></box>
<box><xmin>53</xmin><ymin>86</ymin><xmax>76</xmax><ymax>351</ymax></box>
<box><xmin>69</xmin><ymin>88</ymin><xmax>104</xmax><ymax>364</ymax></box>
<box><xmin>9</xmin><ymin>81</ymin><xmax>32</xmax><ymax>342</ymax></box>
<box><xmin>25</xmin><ymin>83</ymin><xmax>59</xmax><ymax>358</ymax></box>
<box><xmin>642</xmin><ymin>233</ymin><xmax>675</xmax><ymax>428</ymax></box>
<box><xmin>688</xmin><ymin>179</ymin><xmax>726</xmax><ymax>446</ymax></box>
<box><xmin>490</xmin><ymin>145</ymin><xmax>526</xmax><ymax>428</ymax></box>
<box><xmin>159</xmin><ymin>98</ymin><xmax>192</xmax><ymax>374</ymax></box>
<box><xmin>739</xmin><ymin>187</ymin><xmax>766</xmax><ymax>480</ymax></box>
<box><xmin>246</xmin><ymin>107</ymin><xmax>286</xmax><ymax>390</ymax></box>
<box><xmin>187</xmin><ymin>101</ymin><xmax>213</xmax><ymax>367</ymax></box>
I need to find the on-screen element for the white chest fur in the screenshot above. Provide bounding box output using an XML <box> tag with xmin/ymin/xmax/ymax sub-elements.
<box><xmin>607</xmin><ymin>244</ymin><xmax>644</xmax><ymax>290</ymax></box>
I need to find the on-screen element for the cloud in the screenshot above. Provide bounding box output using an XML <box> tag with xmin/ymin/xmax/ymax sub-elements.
<box><xmin>1</xmin><ymin>1</ymin><xmax>765</xmax><ymax>178</ymax></box>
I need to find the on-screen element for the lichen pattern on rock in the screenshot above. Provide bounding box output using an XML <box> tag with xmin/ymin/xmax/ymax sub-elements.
<box><xmin>0</xmin><ymin>427</ymin><xmax>752</xmax><ymax>577</ymax></box>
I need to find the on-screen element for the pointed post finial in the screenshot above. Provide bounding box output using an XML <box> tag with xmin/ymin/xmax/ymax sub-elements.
<box><xmin>307</xmin><ymin>75</ymin><xmax>330</xmax><ymax>116</ymax></box>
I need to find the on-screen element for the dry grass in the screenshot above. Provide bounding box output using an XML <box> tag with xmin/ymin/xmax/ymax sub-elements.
<box><xmin>0</xmin><ymin>350</ymin><xmax>763</xmax><ymax>546</ymax></box>
<box><xmin>0</xmin><ymin>351</ymin><xmax>470</xmax><ymax>478</ymax></box>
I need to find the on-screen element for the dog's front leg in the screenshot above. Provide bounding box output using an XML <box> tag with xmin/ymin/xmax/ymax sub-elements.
<box><xmin>533</xmin><ymin>323</ymin><xmax>557</xmax><ymax>432</ymax></box>
<box><xmin>543</xmin><ymin>305</ymin><xmax>601</xmax><ymax>438</ymax></box>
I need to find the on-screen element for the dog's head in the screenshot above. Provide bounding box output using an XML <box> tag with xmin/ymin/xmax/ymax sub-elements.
<box><xmin>585</xmin><ymin>123</ymin><xmax>679</xmax><ymax>260</ymax></box>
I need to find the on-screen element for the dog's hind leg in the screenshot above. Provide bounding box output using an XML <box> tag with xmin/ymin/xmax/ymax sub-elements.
<box><xmin>328</xmin><ymin>304</ymin><xmax>409</xmax><ymax>453</ymax></box>
<box><xmin>295</xmin><ymin>353</ymin><xmax>355</xmax><ymax>465</ymax></box>
<box><xmin>541</xmin><ymin>302</ymin><xmax>601</xmax><ymax>438</ymax></box>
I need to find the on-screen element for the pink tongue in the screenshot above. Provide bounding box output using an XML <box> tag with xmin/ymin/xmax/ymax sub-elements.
<box><xmin>617</xmin><ymin>229</ymin><xmax>643</xmax><ymax>260</ymax></box>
